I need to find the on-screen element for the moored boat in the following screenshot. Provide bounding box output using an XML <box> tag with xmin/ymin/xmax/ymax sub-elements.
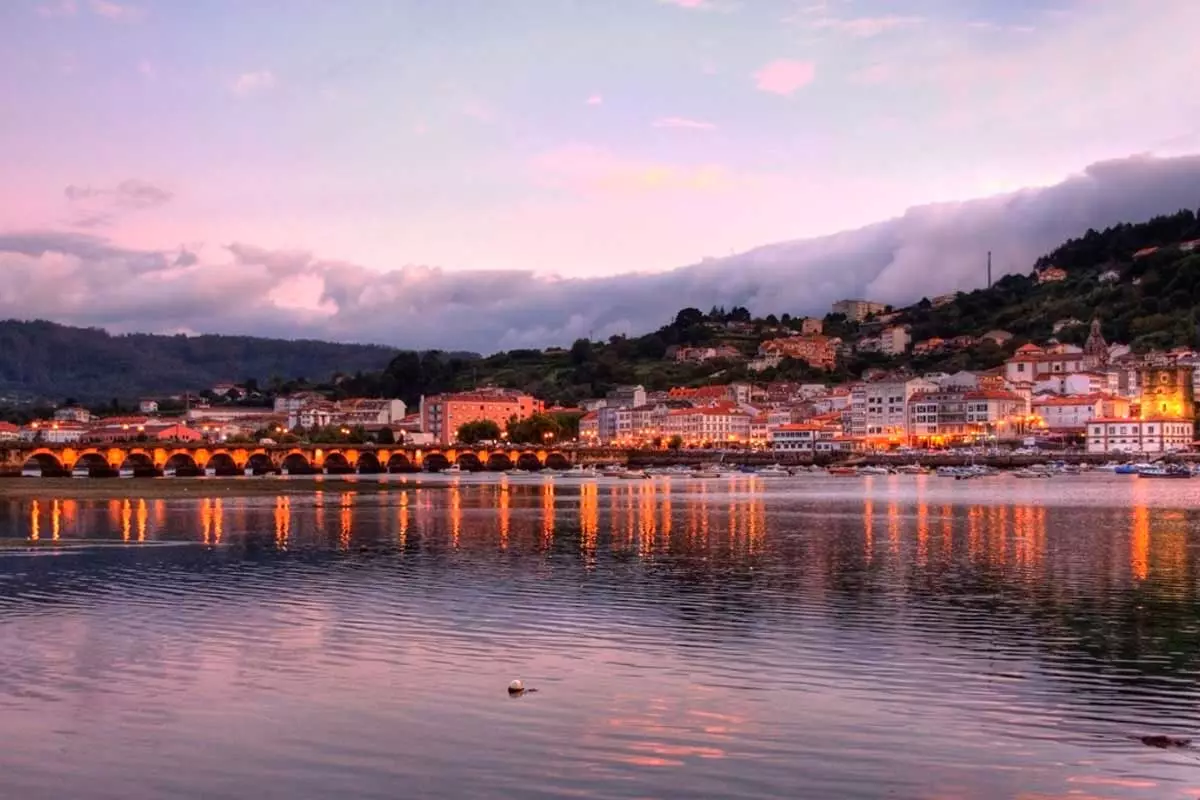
<box><xmin>1136</xmin><ymin>464</ymin><xmax>1192</xmax><ymax>479</ymax></box>
<box><xmin>617</xmin><ymin>469</ymin><xmax>649</xmax><ymax>480</ymax></box>
<box><xmin>756</xmin><ymin>464</ymin><xmax>791</xmax><ymax>477</ymax></box>
<box><xmin>858</xmin><ymin>465</ymin><xmax>891</xmax><ymax>476</ymax></box>
<box><xmin>827</xmin><ymin>466</ymin><xmax>858</xmax><ymax>477</ymax></box>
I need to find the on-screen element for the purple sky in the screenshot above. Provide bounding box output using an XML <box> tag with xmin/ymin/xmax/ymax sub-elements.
<box><xmin>2</xmin><ymin>0</ymin><xmax>1199</xmax><ymax>350</ymax></box>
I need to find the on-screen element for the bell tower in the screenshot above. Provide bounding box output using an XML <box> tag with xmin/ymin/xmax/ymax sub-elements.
<box><xmin>1083</xmin><ymin>318</ymin><xmax>1109</xmax><ymax>369</ymax></box>
<box><xmin>1137</xmin><ymin>363</ymin><xmax>1194</xmax><ymax>420</ymax></box>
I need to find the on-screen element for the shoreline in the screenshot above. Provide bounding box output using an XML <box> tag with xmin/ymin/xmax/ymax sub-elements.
<box><xmin>0</xmin><ymin>476</ymin><xmax>435</xmax><ymax>500</ymax></box>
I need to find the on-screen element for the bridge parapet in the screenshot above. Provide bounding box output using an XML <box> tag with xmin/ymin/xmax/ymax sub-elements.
<box><xmin>0</xmin><ymin>442</ymin><xmax>595</xmax><ymax>474</ymax></box>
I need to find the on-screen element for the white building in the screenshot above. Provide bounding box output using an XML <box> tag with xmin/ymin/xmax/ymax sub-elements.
<box><xmin>1033</xmin><ymin>394</ymin><xmax>1130</xmax><ymax>434</ymax></box>
<box><xmin>1086</xmin><ymin>419</ymin><xmax>1193</xmax><ymax>454</ymax></box>
<box><xmin>769</xmin><ymin>424</ymin><xmax>832</xmax><ymax>452</ymax></box>
<box><xmin>663</xmin><ymin>404</ymin><xmax>753</xmax><ymax>446</ymax></box>
<box><xmin>21</xmin><ymin>421</ymin><xmax>86</xmax><ymax>443</ymax></box>
<box><xmin>605</xmin><ymin>385</ymin><xmax>647</xmax><ymax>409</ymax></box>
<box><xmin>850</xmin><ymin>377</ymin><xmax>937</xmax><ymax>443</ymax></box>
<box><xmin>879</xmin><ymin>325</ymin><xmax>911</xmax><ymax>356</ymax></box>
<box><xmin>53</xmin><ymin>406</ymin><xmax>91</xmax><ymax>424</ymax></box>
<box><xmin>138</xmin><ymin>399</ymin><xmax>160</xmax><ymax>414</ymax></box>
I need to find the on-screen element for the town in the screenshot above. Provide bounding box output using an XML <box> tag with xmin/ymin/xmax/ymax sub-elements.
<box><xmin>3</xmin><ymin>297</ymin><xmax>1195</xmax><ymax>471</ymax></box>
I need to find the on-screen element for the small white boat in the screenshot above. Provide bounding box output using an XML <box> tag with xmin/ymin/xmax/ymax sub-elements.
<box><xmin>1012</xmin><ymin>468</ymin><xmax>1053</xmax><ymax>479</ymax></box>
<box><xmin>566</xmin><ymin>464</ymin><xmax>598</xmax><ymax>476</ymax></box>
<box><xmin>444</xmin><ymin>464</ymin><xmax>462</xmax><ymax>474</ymax></box>
<box><xmin>617</xmin><ymin>470</ymin><xmax>649</xmax><ymax>480</ymax></box>
<box><xmin>21</xmin><ymin>467</ymin><xmax>42</xmax><ymax>478</ymax></box>
<box><xmin>118</xmin><ymin>467</ymin><xmax>135</xmax><ymax>479</ymax></box>
<box><xmin>756</xmin><ymin>464</ymin><xmax>791</xmax><ymax>477</ymax></box>
<box><xmin>691</xmin><ymin>469</ymin><xmax>722</xmax><ymax>479</ymax></box>
<box><xmin>896</xmin><ymin>464</ymin><xmax>927</xmax><ymax>475</ymax></box>
<box><xmin>600</xmin><ymin>466</ymin><xmax>627</xmax><ymax>477</ymax></box>
<box><xmin>72</xmin><ymin>466</ymin><xmax>90</xmax><ymax>478</ymax></box>
<box><xmin>858</xmin><ymin>466</ymin><xmax>891</xmax><ymax>476</ymax></box>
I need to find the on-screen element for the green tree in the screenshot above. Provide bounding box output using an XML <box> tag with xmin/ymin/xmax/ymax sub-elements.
<box><xmin>668</xmin><ymin>435</ymin><xmax>683</xmax><ymax>450</ymax></box>
<box><xmin>570</xmin><ymin>338</ymin><xmax>593</xmax><ymax>365</ymax></box>
<box><xmin>376</xmin><ymin>427</ymin><xmax>396</xmax><ymax>444</ymax></box>
<box><xmin>506</xmin><ymin>413</ymin><xmax>562</xmax><ymax>444</ymax></box>
<box><xmin>458</xmin><ymin>419</ymin><xmax>502</xmax><ymax>444</ymax></box>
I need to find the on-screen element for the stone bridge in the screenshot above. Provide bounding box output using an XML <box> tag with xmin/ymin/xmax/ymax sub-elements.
<box><xmin>0</xmin><ymin>443</ymin><xmax>625</xmax><ymax>476</ymax></box>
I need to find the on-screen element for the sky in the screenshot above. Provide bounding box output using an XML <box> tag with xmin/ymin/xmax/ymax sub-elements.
<box><xmin>1</xmin><ymin>0</ymin><xmax>1199</xmax><ymax>352</ymax></box>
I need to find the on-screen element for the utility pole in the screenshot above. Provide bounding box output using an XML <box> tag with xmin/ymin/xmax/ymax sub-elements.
<box><xmin>987</xmin><ymin>251</ymin><xmax>992</xmax><ymax>289</ymax></box>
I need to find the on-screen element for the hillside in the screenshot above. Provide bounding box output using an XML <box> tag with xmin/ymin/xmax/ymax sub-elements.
<box><xmin>0</xmin><ymin>320</ymin><xmax>402</xmax><ymax>402</ymax></box>
<box><xmin>336</xmin><ymin>209</ymin><xmax>1200</xmax><ymax>405</ymax></box>
<box><xmin>4</xmin><ymin>209</ymin><xmax>1199</xmax><ymax>408</ymax></box>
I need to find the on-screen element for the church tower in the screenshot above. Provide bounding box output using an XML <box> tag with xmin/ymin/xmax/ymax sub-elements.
<box><xmin>1137</xmin><ymin>363</ymin><xmax>1195</xmax><ymax>421</ymax></box>
<box><xmin>1083</xmin><ymin>318</ymin><xmax>1109</xmax><ymax>369</ymax></box>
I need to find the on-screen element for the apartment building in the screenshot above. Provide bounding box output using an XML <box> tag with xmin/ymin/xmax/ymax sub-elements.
<box><xmin>420</xmin><ymin>389</ymin><xmax>543</xmax><ymax>445</ymax></box>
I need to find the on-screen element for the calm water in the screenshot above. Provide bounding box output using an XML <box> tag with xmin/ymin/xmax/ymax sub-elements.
<box><xmin>2</xmin><ymin>474</ymin><xmax>1200</xmax><ymax>799</ymax></box>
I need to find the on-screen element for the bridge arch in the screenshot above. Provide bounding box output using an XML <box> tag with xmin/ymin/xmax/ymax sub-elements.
<box><xmin>357</xmin><ymin>451</ymin><xmax>383</xmax><ymax>474</ymax></box>
<box><xmin>118</xmin><ymin>451</ymin><xmax>158</xmax><ymax>476</ymax></box>
<box><xmin>206</xmin><ymin>452</ymin><xmax>240</xmax><ymax>476</ymax></box>
<box><xmin>456</xmin><ymin>452</ymin><xmax>484</xmax><ymax>472</ymax></box>
<box><xmin>386</xmin><ymin>453</ymin><xmax>413</xmax><ymax>473</ymax></box>
<box><xmin>515</xmin><ymin>452</ymin><xmax>543</xmax><ymax>471</ymax></box>
<box><xmin>423</xmin><ymin>453</ymin><xmax>451</xmax><ymax>473</ymax></box>
<box><xmin>22</xmin><ymin>451</ymin><xmax>65</xmax><ymax>476</ymax></box>
<box><xmin>545</xmin><ymin>452</ymin><xmax>570</xmax><ymax>471</ymax></box>
<box><xmin>323</xmin><ymin>451</ymin><xmax>353</xmax><ymax>474</ymax></box>
<box><xmin>281</xmin><ymin>451</ymin><xmax>313</xmax><ymax>475</ymax></box>
<box><xmin>486</xmin><ymin>452</ymin><xmax>514</xmax><ymax>472</ymax></box>
<box><xmin>163</xmin><ymin>452</ymin><xmax>201</xmax><ymax>476</ymax></box>
<box><xmin>74</xmin><ymin>451</ymin><xmax>116</xmax><ymax>477</ymax></box>
<box><xmin>246</xmin><ymin>452</ymin><xmax>275</xmax><ymax>474</ymax></box>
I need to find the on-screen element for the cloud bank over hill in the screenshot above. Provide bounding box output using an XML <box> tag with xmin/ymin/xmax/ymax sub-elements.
<box><xmin>2</xmin><ymin>153</ymin><xmax>1199</xmax><ymax>353</ymax></box>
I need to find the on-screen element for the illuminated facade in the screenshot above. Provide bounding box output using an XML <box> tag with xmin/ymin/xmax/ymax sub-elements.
<box><xmin>1086</xmin><ymin>419</ymin><xmax>1193</xmax><ymax>454</ymax></box>
<box><xmin>420</xmin><ymin>389</ymin><xmax>544</xmax><ymax>445</ymax></box>
<box><xmin>1138</xmin><ymin>364</ymin><xmax>1194</xmax><ymax>421</ymax></box>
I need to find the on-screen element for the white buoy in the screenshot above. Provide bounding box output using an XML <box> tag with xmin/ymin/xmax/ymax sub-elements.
<box><xmin>508</xmin><ymin>679</ymin><xmax>524</xmax><ymax>695</ymax></box>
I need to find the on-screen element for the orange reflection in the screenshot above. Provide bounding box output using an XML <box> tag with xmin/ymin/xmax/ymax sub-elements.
<box><xmin>449</xmin><ymin>485</ymin><xmax>461</xmax><ymax>549</ymax></box>
<box><xmin>916</xmin><ymin>498</ymin><xmax>928</xmax><ymax>567</ymax></box>
<box><xmin>51</xmin><ymin>498</ymin><xmax>61</xmax><ymax>541</ymax></box>
<box><xmin>275</xmin><ymin>496</ymin><xmax>291</xmax><ymax>549</ymax></box>
<box><xmin>541</xmin><ymin>480</ymin><xmax>555</xmax><ymax>548</ymax></box>
<box><xmin>200</xmin><ymin>498</ymin><xmax>212</xmax><ymax>544</ymax></box>
<box><xmin>121</xmin><ymin>498</ymin><xmax>132</xmax><ymax>542</ymax></box>
<box><xmin>398</xmin><ymin>491</ymin><xmax>409</xmax><ymax>549</ymax></box>
<box><xmin>29</xmin><ymin>499</ymin><xmax>39</xmax><ymax>542</ymax></box>
<box><xmin>1130</xmin><ymin>504</ymin><xmax>1150</xmax><ymax>581</ymax></box>
<box><xmin>887</xmin><ymin>500</ymin><xmax>900</xmax><ymax>556</ymax></box>
<box><xmin>499</xmin><ymin>483</ymin><xmax>510</xmax><ymax>549</ymax></box>
<box><xmin>580</xmin><ymin>482</ymin><xmax>599</xmax><ymax>566</ymax></box>
<box><xmin>339</xmin><ymin>492</ymin><xmax>353</xmax><ymax>550</ymax></box>
<box><xmin>136</xmin><ymin>498</ymin><xmax>147</xmax><ymax>542</ymax></box>
<box><xmin>862</xmin><ymin>497</ymin><xmax>873</xmax><ymax>562</ymax></box>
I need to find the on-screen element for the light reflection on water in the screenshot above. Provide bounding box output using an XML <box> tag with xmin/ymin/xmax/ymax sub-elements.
<box><xmin>1</xmin><ymin>475</ymin><xmax>1200</xmax><ymax>799</ymax></box>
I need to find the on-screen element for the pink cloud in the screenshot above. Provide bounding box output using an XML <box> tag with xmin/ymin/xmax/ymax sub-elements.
<box><xmin>586</xmin><ymin>94</ymin><xmax>603</xmax><ymax>106</ymax></box>
<box><xmin>660</xmin><ymin>0</ymin><xmax>707</xmax><ymax>7</ymax></box>
<box><xmin>810</xmin><ymin>15</ymin><xmax>921</xmax><ymax>37</ymax></box>
<box><xmin>231</xmin><ymin>70</ymin><xmax>276</xmax><ymax>97</ymax></box>
<box><xmin>88</xmin><ymin>0</ymin><xmax>141</xmax><ymax>20</ymax></box>
<box><xmin>753</xmin><ymin>60</ymin><xmax>816</xmax><ymax>95</ymax></box>
<box><xmin>36</xmin><ymin>0</ymin><xmax>77</xmax><ymax>17</ymax></box>
<box><xmin>653</xmin><ymin>117</ymin><xmax>716</xmax><ymax>130</ymax></box>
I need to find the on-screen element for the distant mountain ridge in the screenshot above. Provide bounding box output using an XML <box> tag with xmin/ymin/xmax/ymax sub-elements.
<box><xmin>0</xmin><ymin>320</ymin><xmax>403</xmax><ymax>402</ymax></box>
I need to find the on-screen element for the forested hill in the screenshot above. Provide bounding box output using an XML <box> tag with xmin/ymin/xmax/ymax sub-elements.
<box><xmin>0</xmin><ymin>320</ymin><xmax>402</xmax><ymax>402</ymax></box>
<box><xmin>897</xmin><ymin>208</ymin><xmax>1200</xmax><ymax>350</ymax></box>
<box><xmin>4</xmin><ymin>208</ymin><xmax>1199</xmax><ymax>407</ymax></box>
